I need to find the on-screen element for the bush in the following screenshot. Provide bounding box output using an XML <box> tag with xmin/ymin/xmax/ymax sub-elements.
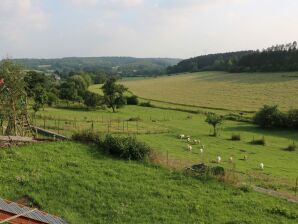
<box><xmin>83</xmin><ymin>91</ymin><xmax>103</xmax><ymax>108</ymax></box>
<box><xmin>254</xmin><ymin>105</ymin><xmax>287</xmax><ymax>128</ymax></box>
<box><xmin>126</xmin><ymin>95</ymin><xmax>139</xmax><ymax>105</ymax></box>
<box><xmin>139</xmin><ymin>101</ymin><xmax>153</xmax><ymax>107</ymax></box>
<box><xmin>230</xmin><ymin>134</ymin><xmax>241</xmax><ymax>141</ymax></box>
<box><xmin>269</xmin><ymin>206</ymin><xmax>298</xmax><ymax>219</ymax></box>
<box><xmin>72</xmin><ymin>131</ymin><xmax>101</xmax><ymax>143</ymax></box>
<box><xmin>287</xmin><ymin>109</ymin><xmax>298</xmax><ymax>129</ymax></box>
<box><xmin>250</xmin><ymin>136</ymin><xmax>266</xmax><ymax>146</ymax></box>
<box><xmin>102</xmin><ymin>135</ymin><xmax>151</xmax><ymax>161</ymax></box>
<box><xmin>127</xmin><ymin>116</ymin><xmax>142</xmax><ymax>122</ymax></box>
<box><xmin>239</xmin><ymin>185</ymin><xmax>253</xmax><ymax>193</ymax></box>
<box><xmin>283</xmin><ymin>143</ymin><xmax>296</xmax><ymax>152</ymax></box>
<box><xmin>210</xmin><ymin>166</ymin><xmax>225</xmax><ymax>176</ymax></box>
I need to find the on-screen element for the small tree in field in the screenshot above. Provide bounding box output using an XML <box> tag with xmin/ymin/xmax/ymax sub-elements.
<box><xmin>205</xmin><ymin>112</ymin><xmax>223</xmax><ymax>136</ymax></box>
<box><xmin>102</xmin><ymin>77</ymin><xmax>127</xmax><ymax>112</ymax></box>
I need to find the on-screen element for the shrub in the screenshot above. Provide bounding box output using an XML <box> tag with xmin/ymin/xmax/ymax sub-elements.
<box><xmin>283</xmin><ymin>143</ymin><xmax>296</xmax><ymax>152</ymax></box>
<box><xmin>239</xmin><ymin>185</ymin><xmax>253</xmax><ymax>193</ymax></box>
<box><xmin>210</xmin><ymin>166</ymin><xmax>225</xmax><ymax>176</ymax></box>
<box><xmin>72</xmin><ymin>131</ymin><xmax>101</xmax><ymax>143</ymax></box>
<box><xmin>139</xmin><ymin>101</ymin><xmax>152</xmax><ymax>107</ymax></box>
<box><xmin>83</xmin><ymin>91</ymin><xmax>103</xmax><ymax>108</ymax></box>
<box><xmin>102</xmin><ymin>135</ymin><xmax>151</xmax><ymax>161</ymax></box>
<box><xmin>254</xmin><ymin>105</ymin><xmax>287</xmax><ymax>128</ymax></box>
<box><xmin>250</xmin><ymin>137</ymin><xmax>266</xmax><ymax>146</ymax></box>
<box><xmin>126</xmin><ymin>95</ymin><xmax>139</xmax><ymax>105</ymax></box>
<box><xmin>287</xmin><ymin>109</ymin><xmax>298</xmax><ymax>129</ymax></box>
<box><xmin>127</xmin><ymin>116</ymin><xmax>142</xmax><ymax>122</ymax></box>
<box><xmin>269</xmin><ymin>206</ymin><xmax>298</xmax><ymax>219</ymax></box>
<box><xmin>230</xmin><ymin>134</ymin><xmax>241</xmax><ymax>141</ymax></box>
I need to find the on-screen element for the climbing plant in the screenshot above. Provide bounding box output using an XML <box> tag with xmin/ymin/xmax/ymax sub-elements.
<box><xmin>0</xmin><ymin>59</ymin><xmax>27</xmax><ymax>136</ymax></box>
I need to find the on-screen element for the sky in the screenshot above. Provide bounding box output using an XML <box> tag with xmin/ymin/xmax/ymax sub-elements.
<box><xmin>0</xmin><ymin>0</ymin><xmax>298</xmax><ymax>59</ymax></box>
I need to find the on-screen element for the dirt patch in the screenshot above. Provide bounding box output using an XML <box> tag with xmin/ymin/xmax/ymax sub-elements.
<box><xmin>15</xmin><ymin>195</ymin><xmax>42</xmax><ymax>209</ymax></box>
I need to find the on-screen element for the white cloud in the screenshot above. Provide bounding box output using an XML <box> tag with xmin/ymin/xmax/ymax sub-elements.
<box><xmin>0</xmin><ymin>0</ymin><xmax>48</xmax><ymax>57</ymax></box>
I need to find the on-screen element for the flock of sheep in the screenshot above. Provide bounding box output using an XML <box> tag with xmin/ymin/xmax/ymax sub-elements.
<box><xmin>178</xmin><ymin>134</ymin><xmax>265</xmax><ymax>170</ymax></box>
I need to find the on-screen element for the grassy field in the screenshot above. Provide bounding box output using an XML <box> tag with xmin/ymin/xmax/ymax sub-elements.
<box><xmin>120</xmin><ymin>72</ymin><xmax>298</xmax><ymax>112</ymax></box>
<box><xmin>0</xmin><ymin>141</ymin><xmax>297</xmax><ymax>223</ymax></box>
<box><xmin>33</xmin><ymin>105</ymin><xmax>298</xmax><ymax>194</ymax></box>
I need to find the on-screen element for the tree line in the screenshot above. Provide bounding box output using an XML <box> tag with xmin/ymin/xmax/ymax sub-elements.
<box><xmin>167</xmin><ymin>41</ymin><xmax>298</xmax><ymax>74</ymax></box>
<box><xmin>0</xmin><ymin>60</ymin><xmax>138</xmax><ymax>119</ymax></box>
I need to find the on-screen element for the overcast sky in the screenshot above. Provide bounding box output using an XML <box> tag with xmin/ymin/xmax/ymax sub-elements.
<box><xmin>0</xmin><ymin>0</ymin><xmax>297</xmax><ymax>59</ymax></box>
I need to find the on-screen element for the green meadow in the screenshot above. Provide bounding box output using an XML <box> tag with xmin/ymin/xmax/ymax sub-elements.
<box><xmin>0</xmin><ymin>142</ymin><xmax>297</xmax><ymax>223</ymax></box>
<box><xmin>34</xmin><ymin>105</ymin><xmax>298</xmax><ymax>194</ymax></box>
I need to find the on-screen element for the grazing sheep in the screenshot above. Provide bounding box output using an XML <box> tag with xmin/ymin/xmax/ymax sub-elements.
<box><xmin>217</xmin><ymin>156</ymin><xmax>221</xmax><ymax>163</ymax></box>
<box><xmin>187</xmin><ymin>137</ymin><xmax>191</xmax><ymax>142</ymax></box>
<box><xmin>187</xmin><ymin>144</ymin><xmax>192</xmax><ymax>151</ymax></box>
<box><xmin>260</xmin><ymin>163</ymin><xmax>264</xmax><ymax>170</ymax></box>
<box><xmin>179</xmin><ymin>134</ymin><xmax>185</xmax><ymax>139</ymax></box>
<box><xmin>200</xmin><ymin>148</ymin><xmax>204</xmax><ymax>153</ymax></box>
<box><xmin>193</xmin><ymin>139</ymin><xmax>198</xmax><ymax>144</ymax></box>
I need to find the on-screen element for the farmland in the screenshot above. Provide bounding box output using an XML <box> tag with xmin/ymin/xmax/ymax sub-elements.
<box><xmin>34</xmin><ymin>104</ymin><xmax>298</xmax><ymax>195</ymax></box>
<box><xmin>120</xmin><ymin>72</ymin><xmax>298</xmax><ymax>112</ymax></box>
<box><xmin>0</xmin><ymin>141</ymin><xmax>297</xmax><ymax>223</ymax></box>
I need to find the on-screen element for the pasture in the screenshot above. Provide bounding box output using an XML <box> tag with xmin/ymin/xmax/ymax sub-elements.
<box><xmin>34</xmin><ymin>105</ymin><xmax>298</xmax><ymax>194</ymax></box>
<box><xmin>0</xmin><ymin>141</ymin><xmax>297</xmax><ymax>223</ymax></box>
<box><xmin>120</xmin><ymin>72</ymin><xmax>298</xmax><ymax>112</ymax></box>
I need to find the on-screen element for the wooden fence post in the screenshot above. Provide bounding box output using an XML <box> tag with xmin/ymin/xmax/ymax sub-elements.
<box><xmin>295</xmin><ymin>177</ymin><xmax>298</xmax><ymax>196</ymax></box>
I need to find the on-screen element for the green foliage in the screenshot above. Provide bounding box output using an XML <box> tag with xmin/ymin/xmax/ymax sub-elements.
<box><xmin>231</xmin><ymin>134</ymin><xmax>241</xmax><ymax>141</ymax></box>
<box><xmin>167</xmin><ymin>51</ymin><xmax>251</xmax><ymax>74</ymax></box>
<box><xmin>269</xmin><ymin>206</ymin><xmax>298</xmax><ymax>219</ymax></box>
<box><xmin>205</xmin><ymin>112</ymin><xmax>224</xmax><ymax>136</ymax></box>
<box><xmin>47</xmin><ymin>92</ymin><xmax>58</xmax><ymax>106</ymax></box>
<box><xmin>126</xmin><ymin>95</ymin><xmax>139</xmax><ymax>105</ymax></box>
<box><xmin>139</xmin><ymin>101</ymin><xmax>153</xmax><ymax>107</ymax></box>
<box><xmin>59</xmin><ymin>81</ymin><xmax>81</xmax><ymax>101</ymax></box>
<box><xmin>251</xmin><ymin>136</ymin><xmax>266</xmax><ymax>146</ymax></box>
<box><xmin>72</xmin><ymin>130</ymin><xmax>101</xmax><ymax>143</ymax></box>
<box><xmin>32</xmin><ymin>103</ymin><xmax>42</xmax><ymax>114</ymax></box>
<box><xmin>254</xmin><ymin>105</ymin><xmax>298</xmax><ymax>129</ymax></box>
<box><xmin>102</xmin><ymin>135</ymin><xmax>151</xmax><ymax>161</ymax></box>
<box><xmin>83</xmin><ymin>91</ymin><xmax>103</xmax><ymax>108</ymax></box>
<box><xmin>102</xmin><ymin>77</ymin><xmax>127</xmax><ymax>112</ymax></box>
<box><xmin>32</xmin><ymin>84</ymin><xmax>48</xmax><ymax>109</ymax></box>
<box><xmin>254</xmin><ymin>105</ymin><xmax>286</xmax><ymax>128</ymax></box>
<box><xmin>0</xmin><ymin>59</ymin><xmax>27</xmax><ymax>135</ymax></box>
<box><xmin>283</xmin><ymin>143</ymin><xmax>296</xmax><ymax>152</ymax></box>
<box><xmin>210</xmin><ymin>166</ymin><xmax>225</xmax><ymax>176</ymax></box>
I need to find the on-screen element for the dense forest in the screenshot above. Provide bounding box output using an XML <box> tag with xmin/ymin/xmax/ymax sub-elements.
<box><xmin>13</xmin><ymin>57</ymin><xmax>181</xmax><ymax>78</ymax></box>
<box><xmin>167</xmin><ymin>51</ymin><xmax>252</xmax><ymax>74</ymax></box>
<box><xmin>167</xmin><ymin>41</ymin><xmax>298</xmax><ymax>74</ymax></box>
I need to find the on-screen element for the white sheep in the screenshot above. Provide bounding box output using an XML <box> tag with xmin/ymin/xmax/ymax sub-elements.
<box><xmin>187</xmin><ymin>137</ymin><xmax>191</xmax><ymax>142</ymax></box>
<box><xmin>217</xmin><ymin>156</ymin><xmax>221</xmax><ymax>163</ymax></box>
<box><xmin>193</xmin><ymin>139</ymin><xmax>198</xmax><ymax>144</ymax></box>
<box><xmin>187</xmin><ymin>144</ymin><xmax>192</xmax><ymax>151</ymax></box>
<box><xmin>200</xmin><ymin>148</ymin><xmax>204</xmax><ymax>153</ymax></box>
<box><xmin>260</xmin><ymin>163</ymin><xmax>264</xmax><ymax>170</ymax></box>
<box><xmin>179</xmin><ymin>134</ymin><xmax>185</xmax><ymax>139</ymax></box>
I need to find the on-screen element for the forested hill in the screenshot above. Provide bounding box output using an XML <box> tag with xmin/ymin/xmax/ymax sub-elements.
<box><xmin>167</xmin><ymin>51</ymin><xmax>252</xmax><ymax>74</ymax></box>
<box><xmin>13</xmin><ymin>57</ymin><xmax>181</xmax><ymax>78</ymax></box>
<box><xmin>167</xmin><ymin>41</ymin><xmax>298</xmax><ymax>74</ymax></box>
